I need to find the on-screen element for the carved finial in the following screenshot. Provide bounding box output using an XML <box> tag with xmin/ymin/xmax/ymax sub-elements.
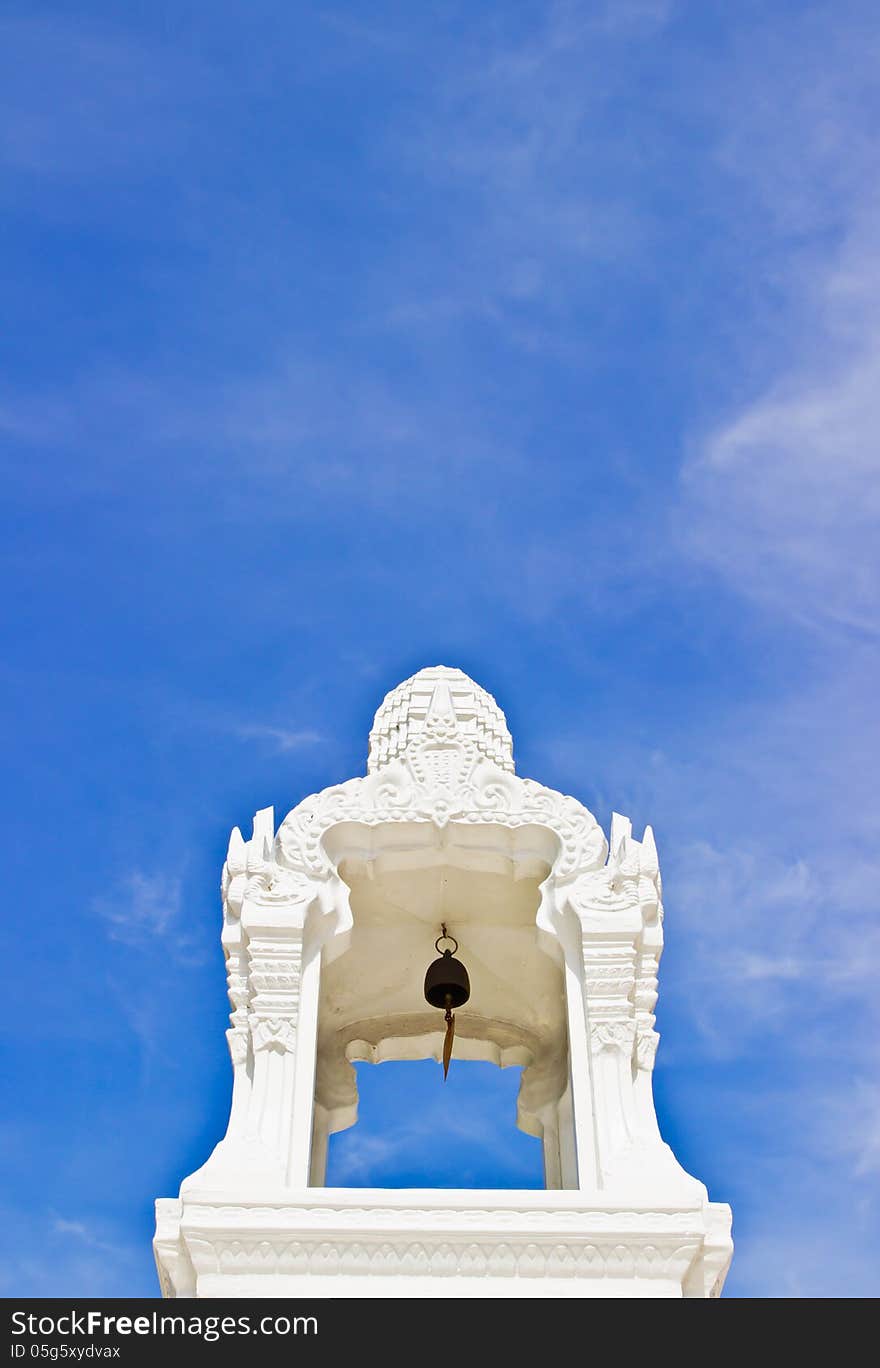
<box><xmin>640</xmin><ymin>825</ymin><xmax>659</xmax><ymax>878</ymax></box>
<box><xmin>251</xmin><ymin>806</ymin><xmax>274</xmax><ymax>845</ymax></box>
<box><xmin>425</xmin><ymin>678</ymin><xmax>457</xmax><ymax>733</ymax></box>
<box><xmin>609</xmin><ymin>812</ymin><xmax>632</xmax><ymax>860</ymax></box>
<box><xmin>226</xmin><ymin>826</ymin><xmax>247</xmax><ymax>875</ymax></box>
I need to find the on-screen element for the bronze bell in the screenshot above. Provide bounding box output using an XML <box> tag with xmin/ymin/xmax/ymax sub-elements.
<box><xmin>424</xmin><ymin>925</ymin><xmax>470</xmax><ymax>1080</ymax></box>
<box><xmin>424</xmin><ymin>934</ymin><xmax>471</xmax><ymax>1009</ymax></box>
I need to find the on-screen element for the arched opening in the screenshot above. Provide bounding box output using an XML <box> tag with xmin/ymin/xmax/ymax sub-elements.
<box><xmin>326</xmin><ymin>1060</ymin><xmax>544</xmax><ymax>1188</ymax></box>
<box><xmin>310</xmin><ymin>819</ymin><xmax>577</xmax><ymax>1190</ymax></box>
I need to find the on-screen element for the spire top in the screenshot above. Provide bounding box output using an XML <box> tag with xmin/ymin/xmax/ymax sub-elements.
<box><xmin>367</xmin><ymin>665</ymin><xmax>514</xmax><ymax>774</ymax></box>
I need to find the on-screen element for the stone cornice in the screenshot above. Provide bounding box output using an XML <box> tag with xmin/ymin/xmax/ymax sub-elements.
<box><xmin>156</xmin><ymin>1194</ymin><xmax>732</xmax><ymax>1298</ymax></box>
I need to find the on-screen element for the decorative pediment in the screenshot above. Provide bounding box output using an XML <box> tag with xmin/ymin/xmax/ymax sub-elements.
<box><xmin>223</xmin><ymin>668</ymin><xmax>664</xmax><ymax>942</ymax></box>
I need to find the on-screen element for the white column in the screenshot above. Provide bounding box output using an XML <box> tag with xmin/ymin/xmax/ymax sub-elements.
<box><xmin>633</xmin><ymin>1028</ymin><xmax>662</xmax><ymax>1141</ymax></box>
<box><xmin>582</xmin><ymin>937</ymin><xmax>638</xmax><ymax>1182</ymax></box>
<box><xmin>537</xmin><ymin>1103</ymin><xmax>562</xmax><ymax>1189</ymax></box>
<box><xmin>309</xmin><ymin>1103</ymin><xmax>330</xmax><ymax>1187</ymax></box>
<box><xmin>225</xmin><ymin>1028</ymin><xmax>251</xmax><ymax>1136</ymax></box>
<box><xmin>557</xmin><ymin>1081</ymin><xmax>578</xmax><ymax>1189</ymax></box>
<box><xmin>562</xmin><ymin>947</ymin><xmax>598</xmax><ymax>1190</ymax></box>
<box><xmin>286</xmin><ymin>917</ymin><xmax>322</xmax><ymax>1187</ymax></box>
<box><xmin>633</xmin><ymin>936</ymin><xmax>663</xmax><ymax>1142</ymax></box>
<box><xmin>240</xmin><ymin>910</ymin><xmax>306</xmax><ymax>1179</ymax></box>
<box><xmin>221</xmin><ymin>921</ymin><xmax>252</xmax><ymax>1142</ymax></box>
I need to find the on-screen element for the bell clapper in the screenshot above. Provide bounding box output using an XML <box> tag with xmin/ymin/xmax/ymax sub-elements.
<box><xmin>442</xmin><ymin>993</ymin><xmax>455</xmax><ymax>1081</ymax></box>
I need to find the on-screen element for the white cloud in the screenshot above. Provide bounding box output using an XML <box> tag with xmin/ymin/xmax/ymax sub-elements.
<box><xmin>660</xmin><ymin>28</ymin><xmax>880</xmax><ymax>1223</ymax></box>
<box><xmin>816</xmin><ymin>1080</ymin><xmax>880</xmax><ymax>1180</ymax></box>
<box><xmin>683</xmin><ymin>226</ymin><xmax>880</xmax><ymax>637</ymax></box>
<box><xmin>330</xmin><ymin>1102</ymin><xmax>505</xmax><ymax>1184</ymax></box>
<box><xmin>52</xmin><ymin>1216</ymin><xmax>90</xmax><ymax>1239</ymax></box>
<box><xmin>592</xmin><ymin>0</ymin><xmax>676</xmax><ymax>34</ymax></box>
<box><xmin>680</xmin><ymin>10</ymin><xmax>880</xmax><ymax>638</ymax></box>
<box><xmin>728</xmin><ymin>1224</ymin><xmax>873</xmax><ymax>1299</ymax></box>
<box><xmin>851</xmin><ymin>1087</ymin><xmax>880</xmax><ymax>1179</ymax></box>
<box><xmin>93</xmin><ymin>870</ymin><xmax>180</xmax><ymax>946</ymax></box>
<box><xmin>0</xmin><ymin>357</ymin><xmax>521</xmax><ymax>528</ymax></box>
<box><xmin>50</xmin><ymin>1214</ymin><xmax>121</xmax><ymax>1255</ymax></box>
<box><xmin>670</xmin><ymin>835</ymin><xmax>880</xmax><ymax>997</ymax></box>
<box><xmin>93</xmin><ymin>870</ymin><xmax>181</xmax><ymax>945</ymax></box>
<box><xmin>370</xmin><ymin>1</ymin><xmax>677</xmax><ymax>332</ymax></box>
<box><xmin>538</xmin><ymin>649</ymin><xmax>880</xmax><ymax>1070</ymax></box>
<box><xmin>327</xmin><ymin>1132</ymin><xmax>401</xmax><ymax>1184</ymax></box>
<box><xmin>0</xmin><ymin>16</ymin><xmax>205</xmax><ymax>182</ymax></box>
<box><xmin>92</xmin><ymin>870</ymin><xmax>206</xmax><ymax>970</ymax></box>
<box><xmin>234</xmin><ymin>723</ymin><xmax>324</xmax><ymax>752</ymax></box>
<box><xmin>0</xmin><ymin>1212</ymin><xmax>145</xmax><ymax>1296</ymax></box>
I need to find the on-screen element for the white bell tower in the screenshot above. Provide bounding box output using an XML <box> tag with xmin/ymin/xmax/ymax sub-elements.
<box><xmin>154</xmin><ymin>666</ymin><xmax>732</xmax><ymax>1297</ymax></box>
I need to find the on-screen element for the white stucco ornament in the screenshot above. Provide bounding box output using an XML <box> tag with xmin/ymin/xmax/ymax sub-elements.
<box><xmin>154</xmin><ymin>666</ymin><xmax>733</xmax><ymax>1297</ymax></box>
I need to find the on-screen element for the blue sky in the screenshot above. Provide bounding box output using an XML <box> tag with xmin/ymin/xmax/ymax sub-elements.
<box><xmin>2</xmin><ymin>0</ymin><xmax>878</xmax><ymax>1297</ymax></box>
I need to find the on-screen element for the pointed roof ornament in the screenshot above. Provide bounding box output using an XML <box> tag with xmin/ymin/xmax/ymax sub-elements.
<box><xmin>424</xmin><ymin>677</ymin><xmax>457</xmax><ymax>736</ymax></box>
<box><xmin>367</xmin><ymin>665</ymin><xmax>514</xmax><ymax>774</ymax></box>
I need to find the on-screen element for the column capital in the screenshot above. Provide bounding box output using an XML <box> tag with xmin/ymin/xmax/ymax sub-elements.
<box><xmin>226</xmin><ymin>1027</ymin><xmax>250</xmax><ymax>1066</ymax></box>
<box><xmin>248</xmin><ymin>1015</ymin><xmax>299</xmax><ymax>1054</ymax></box>
<box><xmin>635</xmin><ymin>1027</ymin><xmax>660</xmax><ymax>1071</ymax></box>
<box><xmin>590</xmin><ymin>1020</ymin><xmax>637</xmax><ymax>1054</ymax></box>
